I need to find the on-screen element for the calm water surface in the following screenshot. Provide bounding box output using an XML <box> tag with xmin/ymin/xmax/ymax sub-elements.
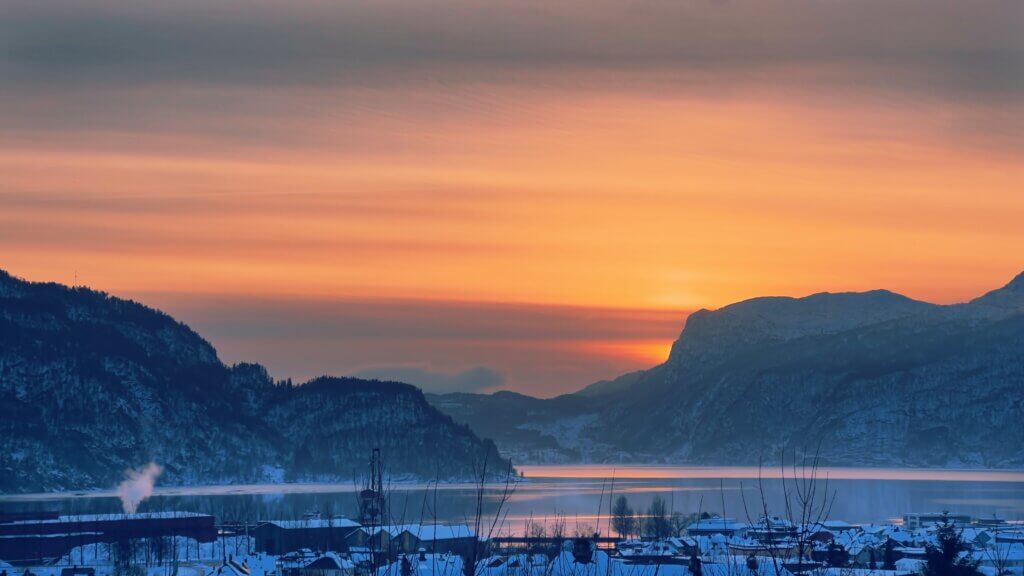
<box><xmin>2</xmin><ymin>466</ymin><xmax>1022</xmax><ymax>532</ymax></box>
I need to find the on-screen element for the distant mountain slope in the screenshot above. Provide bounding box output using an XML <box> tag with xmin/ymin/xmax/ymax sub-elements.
<box><xmin>429</xmin><ymin>273</ymin><xmax>1024</xmax><ymax>468</ymax></box>
<box><xmin>0</xmin><ymin>270</ymin><xmax>506</xmax><ymax>493</ymax></box>
<box><xmin>426</xmin><ymin>391</ymin><xmax>604</xmax><ymax>463</ymax></box>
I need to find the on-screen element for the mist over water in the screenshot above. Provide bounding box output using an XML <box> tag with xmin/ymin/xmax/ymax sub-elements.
<box><xmin>2</xmin><ymin>466</ymin><xmax>1022</xmax><ymax>530</ymax></box>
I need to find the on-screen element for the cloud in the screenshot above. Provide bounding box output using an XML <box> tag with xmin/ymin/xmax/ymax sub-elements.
<box><xmin>2</xmin><ymin>0</ymin><xmax>1019</xmax><ymax>158</ymax></box>
<box><xmin>2</xmin><ymin>0</ymin><xmax>1020</xmax><ymax>99</ymax></box>
<box><xmin>351</xmin><ymin>366</ymin><xmax>505</xmax><ymax>394</ymax></box>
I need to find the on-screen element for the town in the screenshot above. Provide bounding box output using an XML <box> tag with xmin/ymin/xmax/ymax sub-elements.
<box><xmin>2</xmin><ymin>506</ymin><xmax>1021</xmax><ymax>576</ymax></box>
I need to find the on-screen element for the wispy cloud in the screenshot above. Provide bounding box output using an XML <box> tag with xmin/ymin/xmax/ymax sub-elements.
<box><xmin>3</xmin><ymin>0</ymin><xmax>1020</xmax><ymax>99</ymax></box>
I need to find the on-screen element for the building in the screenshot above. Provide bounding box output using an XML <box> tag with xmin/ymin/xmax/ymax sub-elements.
<box><xmin>972</xmin><ymin>543</ymin><xmax>1024</xmax><ymax>576</ymax></box>
<box><xmin>254</xmin><ymin>518</ymin><xmax>363</xmax><ymax>555</ymax></box>
<box><xmin>0</xmin><ymin>512</ymin><xmax>216</xmax><ymax>566</ymax></box>
<box><xmin>748</xmin><ymin>517</ymin><xmax>797</xmax><ymax>543</ymax></box>
<box><xmin>902</xmin><ymin>513</ymin><xmax>971</xmax><ymax>530</ymax></box>
<box><xmin>997</xmin><ymin>532</ymin><xmax>1024</xmax><ymax>545</ymax></box>
<box><xmin>377</xmin><ymin>552</ymin><xmax>464</xmax><ymax>576</ymax></box>
<box><xmin>475</xmin><ymin>554</ymin><xmax>548</xmax><ymax>576</ymax></box>
<box><xmin>820</xmin><ymin>521</ymin><xmax>861</xmax><ymax>533</ymax></box>
<box><xmin>687</xmin><ymin>518</ymin><xmax>748</xmax><ymax>539</ymax></box>
<box><xmin>390</xmin><ymin>525</ymin><xmax>476</xmax><ymax>557</ymax></box>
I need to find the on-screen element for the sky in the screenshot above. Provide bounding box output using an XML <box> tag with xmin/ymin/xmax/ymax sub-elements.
<box><xmin>2</xmin><ymin>0</ymin><xmax>1022</xmax><ymax>397</ymax></box>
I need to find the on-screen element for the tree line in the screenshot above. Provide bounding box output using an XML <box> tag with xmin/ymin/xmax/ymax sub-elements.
<box><xmin>610</xmin><ymin>495</ymin><xmax>711</xmax><ymax>540</ymax></box>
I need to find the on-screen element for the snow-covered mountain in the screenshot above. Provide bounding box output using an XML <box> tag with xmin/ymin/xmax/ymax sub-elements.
<box><xmin>0</xmin><ymin>270</ymin><xmax>506</xmax><ymax>493</ymax></box>
<box><xmin>430</xmin><ymin>272</ymin><xmax>1024</xmax><ymax>468</ymax></box>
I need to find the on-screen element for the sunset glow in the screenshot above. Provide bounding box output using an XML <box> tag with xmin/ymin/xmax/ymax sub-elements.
<box><xmin>3</xmin><ymin>0</ymin><xmax>1022</xmax><ymax>396</ymax></box>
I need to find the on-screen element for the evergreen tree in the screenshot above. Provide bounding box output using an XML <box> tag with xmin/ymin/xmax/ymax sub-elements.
<box><xmin>884</xmin><ymin>539</ymin><xmax>898</xmax><ymax>570</ymax></box>
<box><xmin>827</xmin><ymin>542</ymin><xmax>848</xmax><ymax>567</ymax></box>
<box><xmin>921</xmin><ymin>518</ymin><xmax>982</xmax><ymax>576</ymax></box>
<box><xmin>689</xmin><ymin>549</ymin><xmax>703</xmax><ymax>576</ymax></box>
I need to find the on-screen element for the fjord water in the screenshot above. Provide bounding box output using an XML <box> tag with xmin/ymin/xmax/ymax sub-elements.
<box><xmin>2</xmin><ymin>466</ymin><xmax>1022</xmax><ymax>529</ymax></box>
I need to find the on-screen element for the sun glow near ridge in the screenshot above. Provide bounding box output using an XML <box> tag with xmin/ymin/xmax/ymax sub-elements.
<box><xmin>2</xmin><ymin>0</ymin><xmax>1023</xmax><ymax>394</ymax></box>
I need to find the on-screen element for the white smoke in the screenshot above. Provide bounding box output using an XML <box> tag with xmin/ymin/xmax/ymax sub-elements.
<box><xmin>117</xmin><ymin>462</ymin><xmax>163</xmax><ymax>514</ymax></box>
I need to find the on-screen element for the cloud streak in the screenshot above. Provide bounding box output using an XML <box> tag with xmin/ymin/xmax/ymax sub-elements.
<box><xmin>3</xmin><ymin>0</ymin><xmax>1020</xmax><ymax>98</ymax></box>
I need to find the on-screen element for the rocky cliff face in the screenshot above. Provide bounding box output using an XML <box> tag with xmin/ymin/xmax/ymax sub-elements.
<box><xmin>0</xmin><ymin>270</ymin><xmax>506</xmax><ymax>493</ymax></box>
<box><xmin>430</xmin><ymin>273</ymin><xmax>1024</xmax><ymax>468</ymax></box>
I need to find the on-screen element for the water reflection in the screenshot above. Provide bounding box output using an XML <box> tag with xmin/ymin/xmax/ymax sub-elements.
<box><xmin>1</xmin><ymin>467</ymin><xmax>1021</xmax><ymax>531</ymax></box>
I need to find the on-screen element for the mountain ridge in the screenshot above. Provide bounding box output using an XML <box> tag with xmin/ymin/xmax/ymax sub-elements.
<box><xmin>429</xmin><ymin>272</ymin><xmax>1024</xmax><ymax>467</ymax></box>
<box><xmin>0</xmin><ymin>270</ymin><xmax>508</xmax><ymax>493</ymax></box>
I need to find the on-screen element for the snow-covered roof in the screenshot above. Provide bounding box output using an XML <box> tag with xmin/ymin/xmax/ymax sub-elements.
<box><xmin>959</xmin><ymin>528</ymin><xmax>992</xmax><ymax>542</ymax></box>
<box><xmin>688</xmin><ymin>518</ymin><xmax>748</xmax><ymax>532</ymax></box>
<box><xmin>378</xmin><ymin>553</ymin><xmax>465</xmax><ymax>576</ymax></box>
<box><xmin>973</xmin><ymin>544</ymin><xmax>1024</xmax><ymax>562</ymax></box>
<box><xmin>474</xmin><ymin>554</ymin><xmax>547</xmax><ymax>576</ymax></box>
<box><xmin>823</xmin><ymin>520</ymin><xmax>860</xmax><ymax>530</ymax></box>
<box><xmin>3</xmin><ymin>511</ymin><xmax>209</xmax><ymax>525</ymax></box>
<box><xmin>215</xmin><ymin>558</ymin><xmax>252</xmax><ymax>576</ymax></box>
<box><xmin>264</xmin><ymin>518</ymin><xmax>361</xmax><ymax>530</ymax></box>
<box><xmin>549</xmin><ymin>549</ymin><xmax>690</xmax><ymax>576</ymax></box>
<box><xmin>817</xmin><ymin>568</ymin><xmax>916</xmax><ymax>576</ymax></box>
<box><xmin>702</xmin><ymin>557</ymin><xmax>794</xmax><ymax>576</ymax></box>
<box><xmin>0</xmin><ymin>531</ymin><xmax>103</xmax><ymax>539</ymax></box>
<box><xmin>305</xmin><ymin>552</ymin><xmax>356</xmax><ymax>571</ymax></box>
<box><xmin>391</xmin><ymin>524</ymin><xmax>475</xmax><ymax>540</ymax></box>
<box><xmin>894</xmin><ymin>558</ymin><xmax>925</xmax><ymax>572</ymax></box>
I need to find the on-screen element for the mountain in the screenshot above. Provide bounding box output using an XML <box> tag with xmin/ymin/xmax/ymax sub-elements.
<box><xmin>0</xmin><ymin>270</ymin><xmax>507</xmax><ymax>493</ymax></box>
<box><xmin>429</xmin><ymin>273</ymin><xmax>1024</xmax><ymax>468</ymax></box>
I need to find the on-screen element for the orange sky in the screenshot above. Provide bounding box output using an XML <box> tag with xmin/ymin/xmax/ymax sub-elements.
<box><xmin>2</xmin><ymin>0</ymin><xmax>1022</xmax><ymax>395</ymax></box>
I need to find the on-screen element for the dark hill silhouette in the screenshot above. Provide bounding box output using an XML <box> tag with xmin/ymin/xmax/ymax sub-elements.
<box><xmin>0</xmin><ymin>270</ymin><xmax>506</xmax><ymax>493</ymax></box>
<box><xmin>431</xmin><ymin>272</ymin><xmax>1024</xmax><ymax>467</ymax></box>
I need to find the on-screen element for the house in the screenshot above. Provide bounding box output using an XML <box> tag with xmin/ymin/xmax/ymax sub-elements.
<box><xmin>377</xmin><ymin>552</ymin><xmax>464</xmax><ymax>576</ymax></box>
<box><xmin>215</xmin><ymin>557</ymin><xmax>255</xmax><ymax>576</ymax></box>
<box><xmin>391</xmin><ymin>525</ymin><xmax>476</xmax><ymax>557</ymax></box>
<box><xmin>701</xmin><ymin>556</ymin><xmax>796</xmax><ymax>576</ymax></box>
<box><xmin>816</xmin><ymin>568</ymin><xmax>916</xmax><ymax>576</ymax></box>
<box><xmin>254</xmin><ymin>518</ymin><xmax>363</xmax><ymax>555</ymax></box>
<box><xmin>474</xmin><ymin>554</ymin><xmax>548</xmax><ymax>576</ymax></box>
<box><xmin>902</xmin><ymin>513</ymin><xmax>971</xmax><ymax>530</ymax></box>
<box><xmin>691</xmin><ymin>534</ymin><xmax>734</xmax><ymax>556</ymax></box>
<box><xmin>959</xmin><ymin>528</ymin><xmax>994</xmax><ymax>549</ymax></box>
<box><xmin>821</xmin><ymin>521</ymin><xmax>861</xmax><ymax>533</ymax></box>
<box><xmin>616</xmin><ymin>538</ymin><xmax>690</xmax><ymax>564</ymax></box>
<box><xmin>972</xmin><ymin>543</ymin><xmax>1024</xmax><ymax>576</ymax></box>
<box><xmin>667</xmin><ymin>537</ymin><xmax>701</xmax><ymax>556</ymax></box>
<box><xmin>894</xmin><ymin>547</ymin><xmax>927</xmax><ymax>560</ymax></box>
<box><xmin>996</xmin><ymin>532</ymin><xmax>1024</xmax><ymax>544</ymax></box>
<box><xmin>727</xmin><ymin>538</ymin><xmax>803</xmax><ymax>560</ymax></box>
<box><xmin>59</xmin><ymin>569</ymin><xmax>95</xmax><ymax>576</ymax></box>
<box><xmin>687</xmin><ymin>517</ymin><xmax>748</xmax><ymax>539</ymax></box>
<box><xmin>748</xmin><ymin>517</ymin><xmax>797</xmax><ymax>542</ymax></box>
<box><xmin>895</xmin><ymin>558</ymin><xmax>925</xmax><ymax>573</ymax></box>
<box><xmin>548</xmin><ymin>543</ymin><xmax>689</xmax><ymax>576</ymax></box>
<box><xmin>302</xmin><ymin>553</ymin><xmax>357</xmax><ymax>576</ymax></box>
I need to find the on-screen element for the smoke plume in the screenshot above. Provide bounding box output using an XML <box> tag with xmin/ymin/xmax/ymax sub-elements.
<box><xmin>117</xmin><ymin>462</ymin><xmax>163</xmax><ymax>513</ymax></box>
